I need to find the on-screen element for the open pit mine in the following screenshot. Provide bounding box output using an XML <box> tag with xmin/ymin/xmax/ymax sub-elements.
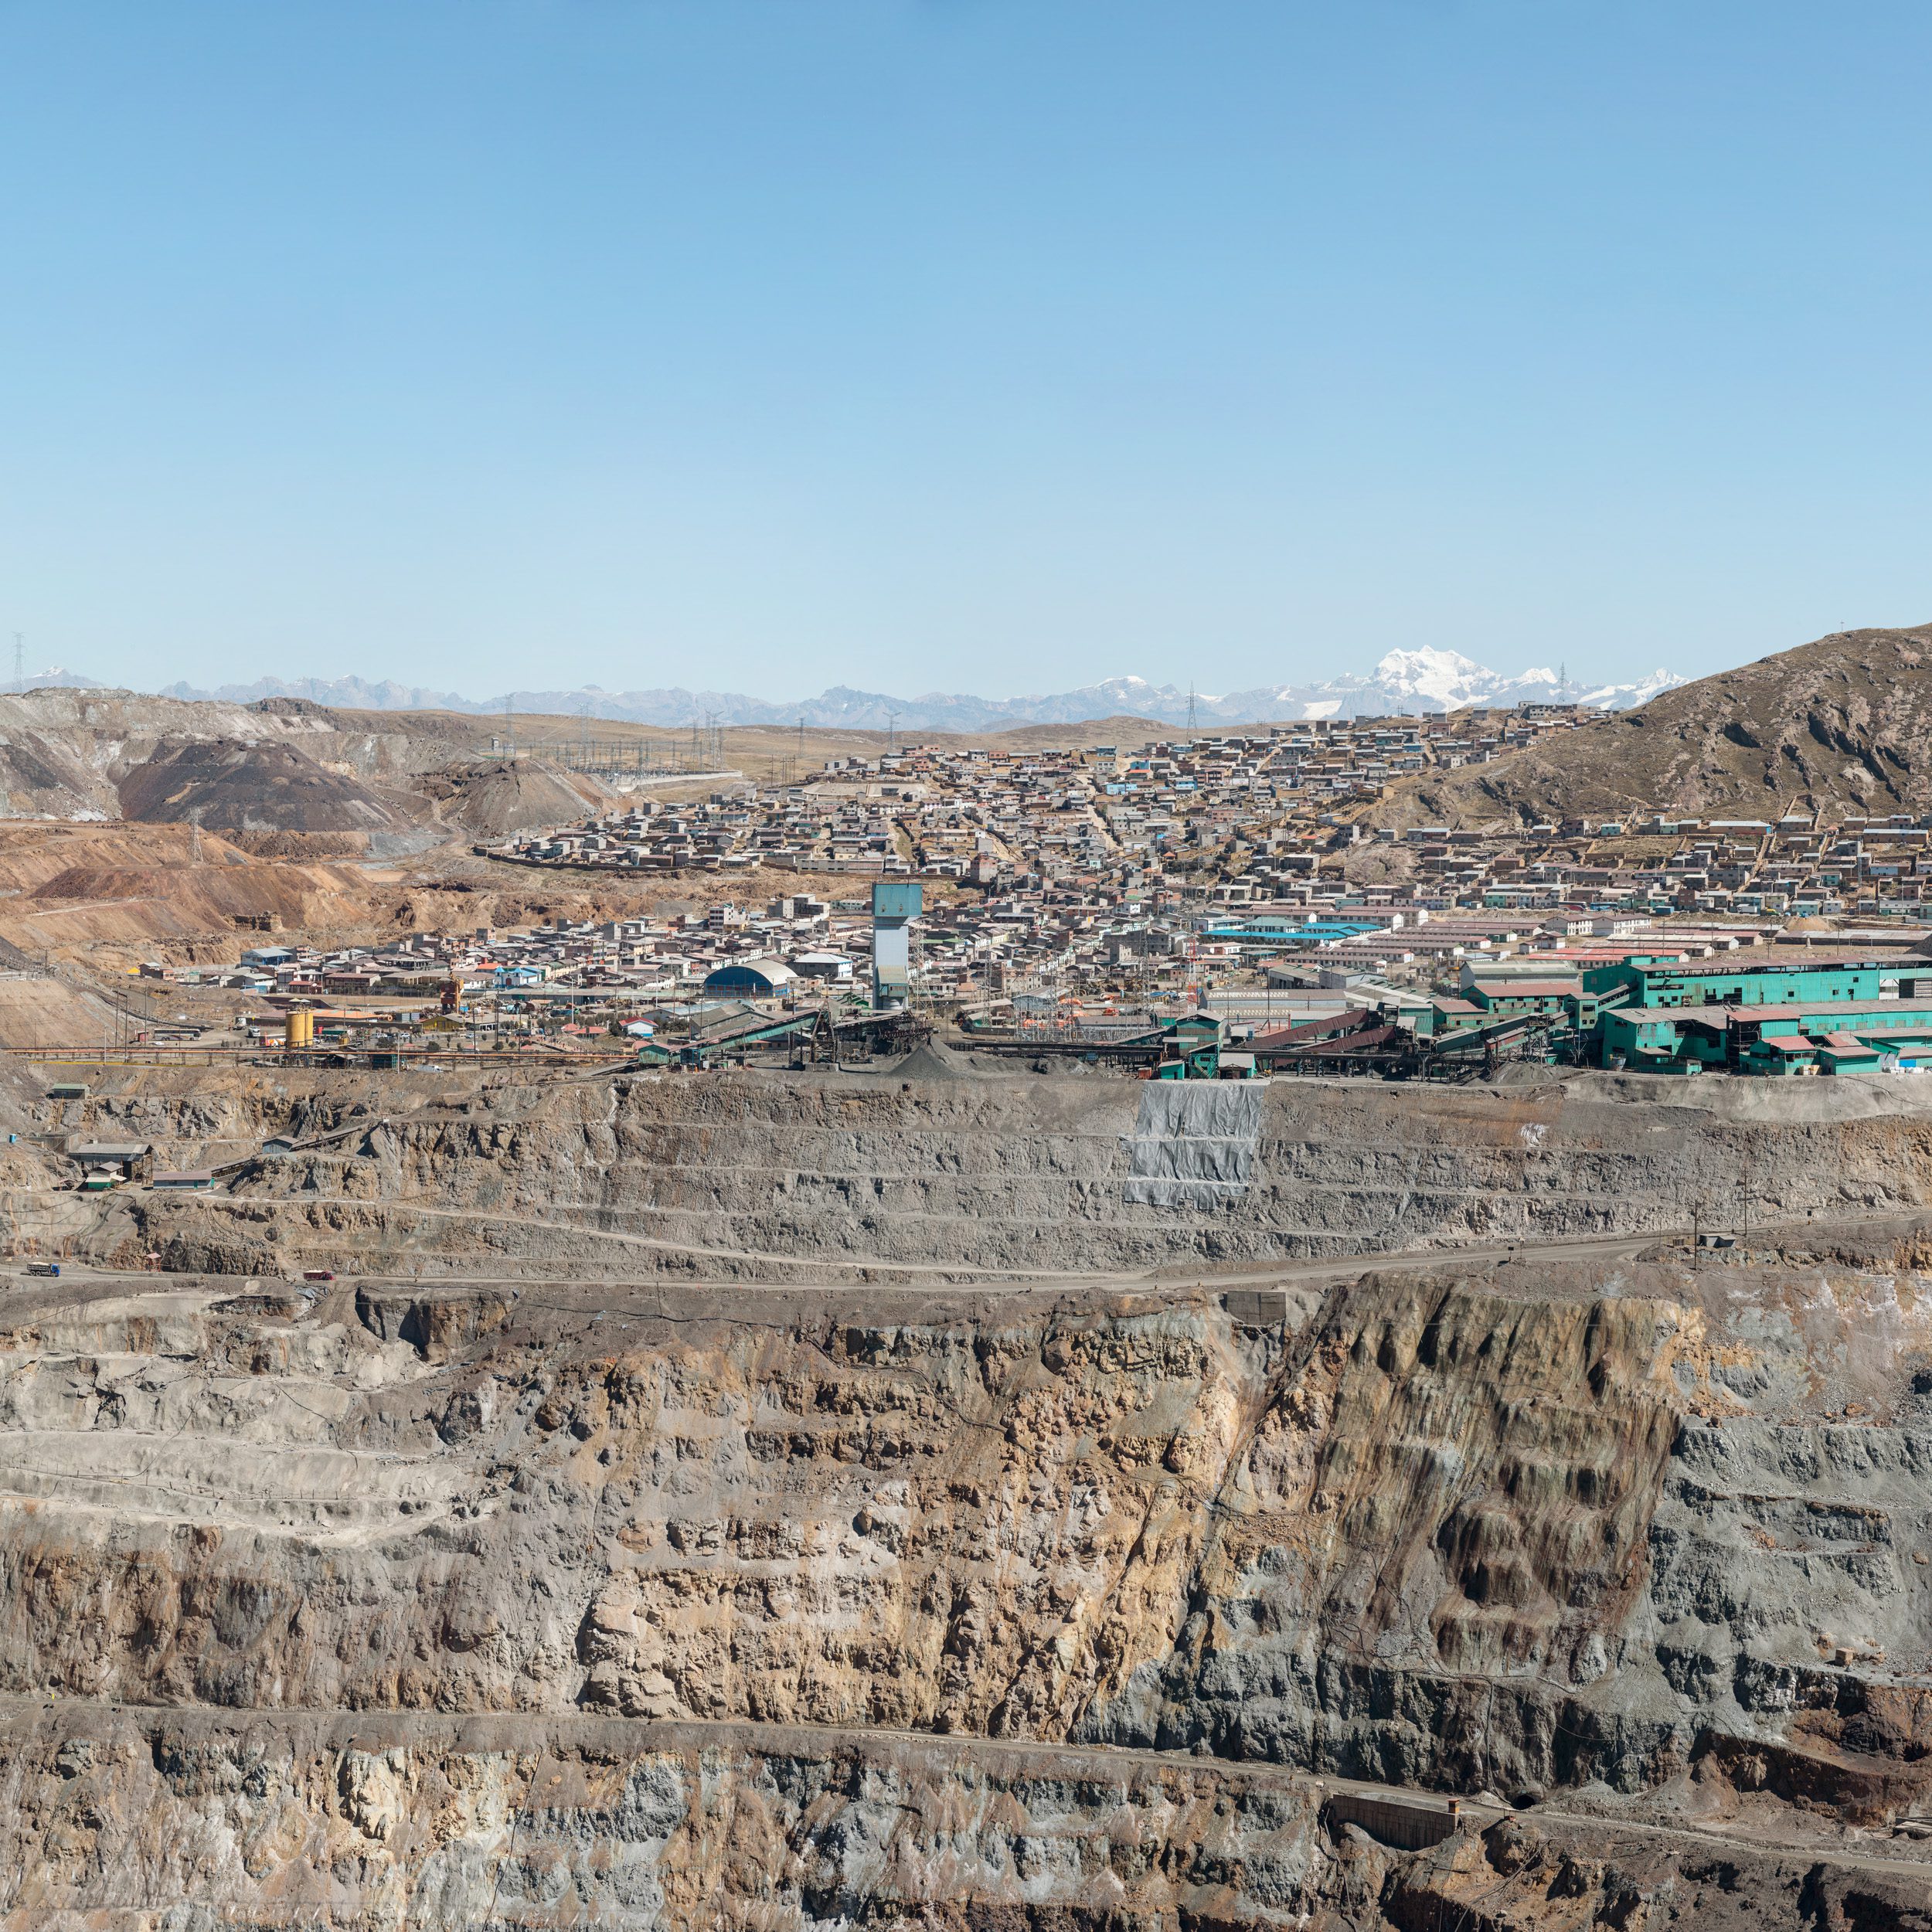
<box><xmin>5</xmin><ymin>1056</ymin><xmax>1932</xmax><ymax>1928</ymax></box>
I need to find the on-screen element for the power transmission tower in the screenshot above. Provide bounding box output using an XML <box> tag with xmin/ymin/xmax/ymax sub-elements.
<box><xmin>188</xmin><ymin>804</ymin><xmax>203</xmax><ymax>864</ymax></box>
<box><xmin>504</xmin><ymin>692</ymin><xmax>515</xmax><ymax>764</ymax></box>
<box><xmin>11</xmin><ymin>634</ymin><xmax>22</xmax><ymax>693</ymax></box>
<box><xmin>886</xmin><ymin>710</ymin><xmax>898</xmax><ymax>756</ymax></box>
<box><xmin>1187</xmin><ymin>684</ymin><xmax>1196</xmax><ymax>734</ymax></box>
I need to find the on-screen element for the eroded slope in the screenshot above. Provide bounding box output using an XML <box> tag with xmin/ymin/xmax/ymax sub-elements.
<box><xmin>59</xmin><ymin>1064</ymin><xmax>1932</xmax><ymax>1282</ymax></box>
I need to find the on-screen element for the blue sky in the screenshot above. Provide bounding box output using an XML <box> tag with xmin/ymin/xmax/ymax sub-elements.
<box><xmin>2</xmin><ymin>2</ymin><xmax>1928</xmax><ymax>700</ymax></box>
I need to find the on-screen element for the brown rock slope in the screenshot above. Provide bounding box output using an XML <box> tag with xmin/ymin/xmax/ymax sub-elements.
<box><xmin>1374</xmin><ymin>620</ymin><xmax>1932</xmax><ymax>826</ymax></box>
<box><xmin>412</xmin><ymin>756</ymin><xmax>617</xmax><ymax>835</ymax></box>
<box><xmin>0</xmin><ymin>822</ymin><xmax>403</xmax><ymax>954</ymax></box>
<box><xmin>8</xmin><ymin>1070</ymin><xmax>1932</xmax><ymax>1920</ymax></box>
<box><xmin>5</xmin><ymin>1709</ymin><xmax>1923</xmax><ymax>1928</ymax></box>
<box><xmin>2</xmin><ymin>1254</ymin><xmax>1931</xmax><ymax>1922</ymax></box>
<box><xmin>115</xmin><ymin>734</ymin><xmax>412</xmax><ymax>833</ymax></box>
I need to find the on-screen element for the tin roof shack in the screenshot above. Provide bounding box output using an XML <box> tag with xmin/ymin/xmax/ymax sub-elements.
<box><xmin>1154</xmin><ymin>1013</ymin><xmax>1224</xmax><ymax>1079</ymax></box>
<box><xmin>1814</xmin><ymin>1032</ymin><xmax>1886</xmax><ymax>1072</ymax></box>
<box><xmin>70</xmin><ymin>1141</ymin><xmax>153</xmax><ymax>1189</ymax></box>
<box><xmin>1409</xmin><ymin>995</ymin><xmax>1485</xmax><ymax>1041</ymax></box>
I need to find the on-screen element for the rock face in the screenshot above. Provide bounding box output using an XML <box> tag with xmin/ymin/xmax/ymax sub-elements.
<box><xmin>9</xmin><ymin>1066</ymin><xmax>1932</xmax><ymax>1923</ymax></box>
<box><xmin>9</xmin><ymin>1709</ymin><xmax>1920</xmax><ymax>1930</ymax></box>
<box><xmin>5</xmin><ymin>1239</ymin><xmax>1932</xmax><ymax>1920</ymax></box>
<box><xmin>115</xmin><ymin>735</ymin><xmax>410</xmax><ymax>834</ymax></box>
<box><xmin>3</xmin><ymin>1264</ymin><xmax>1923</xmax><ymax>1784</ymax></box>
<box><xmin>59</xmin><ymin>1061</ymin><xmax>1932</xmax><ymax>1281</ymax></box>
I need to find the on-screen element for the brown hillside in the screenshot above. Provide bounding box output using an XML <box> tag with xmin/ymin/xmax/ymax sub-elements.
<box><xmin>1370</xmin><ymin>621</ymin><xmax>1932</xmax><ymax>828</ymax></box>
<box><xmin>117</xmin><ymin>736</ymin><xmax>410</xmax><ymax>833</ymax></box>
<box><xmin>413</xmin><ymin>757</ymin><xmax>617</xmax><ymax>835</ymax></box>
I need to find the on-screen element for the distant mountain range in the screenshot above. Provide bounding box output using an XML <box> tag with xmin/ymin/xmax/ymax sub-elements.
<box><xmin>3</xmin><ymin>667</ymin><xmax>111</xmax><ymax>692</ymax></box>
<box><xmin>123</xmin><ymin>650</ymin><xmax>1680</xmax><ymax>728</ymax></box>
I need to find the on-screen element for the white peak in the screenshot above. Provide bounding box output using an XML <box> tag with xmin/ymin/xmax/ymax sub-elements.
<box><xmin>1373</xmin><ymin>646</ymin><xmax>1485</xmax><ymax>676</ymax></box>
<box><xmin>1369</xmin><ymin>647</ymin><xmax>1499</xmax><ymax>706</ymax></box>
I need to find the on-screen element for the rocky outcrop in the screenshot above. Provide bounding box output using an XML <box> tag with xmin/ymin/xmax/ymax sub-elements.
<box><xmin>69</xmin><ymin>1063</ymin><xmax>1932</xmax><ymax>1281</ymax></box>
<box><xmin>3</xmin><ymin>1255</ymin><xmax>1930</xmax><ymax>1825</ymax></box>
<box><xmin>3</xmin><ymin>1707</ymin><xmax>1920</xmax><ymax>1930</ymax></box>
<box><xmin>11</xmin><ymin>1066</ymin><xmax>1932</xmax><ymax>1923</ymax></box>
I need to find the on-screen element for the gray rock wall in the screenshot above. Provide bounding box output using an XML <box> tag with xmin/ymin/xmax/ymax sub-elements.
<box><xmin>102</xmin><ymin>1065</ymin><xmax>1932</xmax><ymax>1280</ymax></box>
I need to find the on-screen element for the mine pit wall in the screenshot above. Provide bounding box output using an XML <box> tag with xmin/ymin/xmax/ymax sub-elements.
<box><xmin>66</xmin><ymin>1065</ymin><xmax>1932</xmax><ymax>1281</ymax></box>
<box><xmin>3</xmin><ymin>1259</ymin><xmax>1931</xmax><ymax>1836</ymax></box>
<box><xmin>17</xmin><ymin>1068</ymin><xmax>1932</xmax><ymax>1924</ymax></box>
<box><xmin>9</xmin><ymin>1709</ymin><xmax>1908</xmax><ymax>1930</ymax></box>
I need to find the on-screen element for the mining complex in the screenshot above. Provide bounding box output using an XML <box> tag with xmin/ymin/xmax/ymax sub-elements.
<box><xmin>6</xmin><ymin>631</ymin><xmax>1932</xmax><ymax>1928</ymax></box>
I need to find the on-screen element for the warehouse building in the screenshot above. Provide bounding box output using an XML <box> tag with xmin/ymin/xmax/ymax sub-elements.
<box><xmin>1598</xmin><ymin>985</ymin><xmax>1932</xmax><ymax>1074</ymax></box>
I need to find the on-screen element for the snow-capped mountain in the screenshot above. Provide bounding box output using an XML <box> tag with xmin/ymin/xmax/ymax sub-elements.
<box><xmin>1</xmin><ymin>667</ymin><xmax>110</xmax><ymax>693</ymax></box>
<box><xmin>149</xmin><ymin>650</ymin><xmax>1682</xmax><ymax>728</ymax></box>
<box><xmin>1140</xmin><ymin>651</ymin><xmax>1682</xmax><ymax>724</ymax></box>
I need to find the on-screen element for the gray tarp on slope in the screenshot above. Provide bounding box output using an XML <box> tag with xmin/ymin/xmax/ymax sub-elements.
<box><xmin>1122</xmin><ymin>1083</ymin><xmax>1265</xmax><ymax>1209</ymax></box>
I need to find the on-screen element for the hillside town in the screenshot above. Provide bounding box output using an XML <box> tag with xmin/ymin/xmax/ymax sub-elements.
<box><xmin>492</xmin><ymin>711</ymin><xmax>1932</xmax><ymax>921</ymax></box>
<box><xmin>96</xmin><ymin>705</ymin><xmax>1932</xmax><ymax>1084</ymax></box>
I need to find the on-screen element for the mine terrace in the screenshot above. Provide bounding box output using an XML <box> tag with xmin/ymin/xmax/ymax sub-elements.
<box><xmin>9</xmin><ymin>644</ymin><xmax>1932</xmax><ymax>1927</ymax></box>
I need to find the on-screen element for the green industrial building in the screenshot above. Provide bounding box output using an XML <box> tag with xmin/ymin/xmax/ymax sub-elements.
<box><xmin>1580</xmin><ymin>956</ymin><xmax>1932</xmax><ymax>1009</ymax></box>
<box><xmin>1589</xmin><ymin>955</ymin><xmax>1932</xmax><ymax>1074</ymax></box>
